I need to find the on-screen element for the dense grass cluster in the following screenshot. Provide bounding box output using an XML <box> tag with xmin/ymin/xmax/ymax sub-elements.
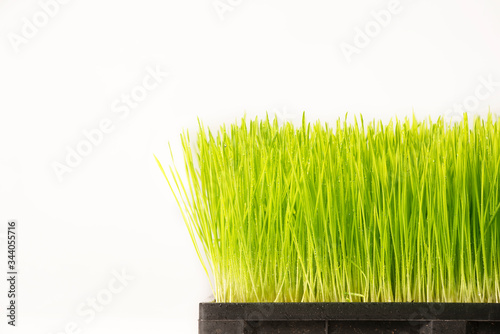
<box><xmin>157</xmin><ymin>113</ymin><xmax>500</xmax><ymax>303</ymax></box>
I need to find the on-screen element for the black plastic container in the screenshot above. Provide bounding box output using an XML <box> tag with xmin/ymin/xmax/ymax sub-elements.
<box><xmin>199</xmin><ymin>302</ymin><xmax>500</xmax><ymax>333</ymax></box>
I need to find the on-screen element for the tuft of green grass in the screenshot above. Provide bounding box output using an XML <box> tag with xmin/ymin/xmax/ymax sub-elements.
<box><xmin>156</xmin><ymin>113</ymin><xmax>500</xmax><ymax>303</ymax></box>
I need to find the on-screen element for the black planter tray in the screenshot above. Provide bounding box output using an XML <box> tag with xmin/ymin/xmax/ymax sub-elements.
<box><xmin>199</xmin><ymin>302</ymin><xmax>500</xmax><ymax>333</ymax></box>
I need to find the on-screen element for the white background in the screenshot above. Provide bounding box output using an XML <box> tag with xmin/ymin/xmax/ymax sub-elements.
<box><xmin>1</xmin><ymin>0</ymin><xmax>500</xmax><ymax>333</ymax></box>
